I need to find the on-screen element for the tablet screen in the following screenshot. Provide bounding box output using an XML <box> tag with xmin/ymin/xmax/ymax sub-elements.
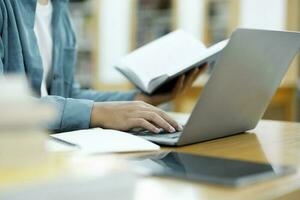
<box><xmin>131</xmin><ymin>152</ymin><xmax>295</xmax><ymax>187</ymax></box>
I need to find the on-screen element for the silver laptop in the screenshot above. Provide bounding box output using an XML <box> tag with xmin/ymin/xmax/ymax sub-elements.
<box><xmin>131</xmin><ymin>28</ymin><xmax>300</xmax><ymax>146</ymax></box>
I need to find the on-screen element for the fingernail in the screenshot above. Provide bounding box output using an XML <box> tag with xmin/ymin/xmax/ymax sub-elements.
<box><xmin>178</xmin><ymin>125</ymin><xmax>184</xmax><ymax>131</ymax></box>
<box><xmin>155</xmin><ymin>128</ymin><xmax>161</xmax><ymax>134</ymax></box>
<box><xmin>169</xmin><ymin>126</ymin><xmax>176</xmax><ymax>133</ymax></box>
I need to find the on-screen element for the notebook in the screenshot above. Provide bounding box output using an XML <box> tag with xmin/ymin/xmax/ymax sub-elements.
<box><xmin>50</xmin><ymin>128</ymin><xmax>160</xmax><ymax>154</ymax></box>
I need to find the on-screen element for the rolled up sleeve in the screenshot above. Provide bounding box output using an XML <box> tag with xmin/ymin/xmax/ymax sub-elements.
<box><xmin>70</xmin><ymin>82</ymin><xmax>139</xmax><ymax>102</ymax></box>
<box><xmin>42</xmin><ymin>95</ymin><xmax>94</xmax><ymax>132</ymax></box>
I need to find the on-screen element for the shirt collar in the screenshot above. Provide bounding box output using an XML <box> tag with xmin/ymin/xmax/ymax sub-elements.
<box><xmin>18</xmin><ymin>0</ymin><xmax>67</xmax><ymax>28</ymax></box>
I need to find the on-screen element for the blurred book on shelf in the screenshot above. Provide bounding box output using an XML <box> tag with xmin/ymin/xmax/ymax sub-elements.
<box><xmin>207</xmin><ymin>0</ymin><xmax>231</xmax><ymax>45</ymax></box>
<box><xmin>197</xmin><ymin>0</ymin><xmax>233</xmax><ymax>83</ymax></box>
<box><xmin>69</xmin><ymin>0</ymin><xmax>95</xmax><ymax>89</ymax></box>
<box><xmin>134</xmin><ymin>0</ymin><xmax>174</xmax><ymax>48</ymax></box>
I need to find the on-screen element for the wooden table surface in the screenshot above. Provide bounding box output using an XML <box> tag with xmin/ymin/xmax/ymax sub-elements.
<box><xmin>132</xmin><ymin>114</ymin><xmax>300</xmax><ymax>200</ymax></box>
<box><xmin>1</xmin><ymin>114</ymin><xmax>300</xmax><ymax>200</ymax></box>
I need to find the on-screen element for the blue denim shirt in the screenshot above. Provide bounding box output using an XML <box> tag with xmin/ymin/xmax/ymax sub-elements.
<box><xmin>0</xmin><ymin>0</ymin><xmax>138</xmax><ymax>132</ymax></box>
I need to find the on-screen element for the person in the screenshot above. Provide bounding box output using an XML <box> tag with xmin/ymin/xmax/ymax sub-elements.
<box><xmin>0</xmin><ymin>0</ymin><xmax>205</xmax><ymax>133</ymax></box>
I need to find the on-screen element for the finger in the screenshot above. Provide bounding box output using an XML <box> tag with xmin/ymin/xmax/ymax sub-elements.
<box><xmin>170</xmin><ymin>75</ymin><xmax>185</xmax><ymax>98</ymax></box>
<box><xmin>190</xmin><ymin>66</ymin><xmax>207</xmax><ymax>85</ymax></box>
<box><xmin>140</xmin><ymin>103</ymin><xmax>181</xmax><ymax>130</ymax></box>
<box><xmin>191</xmin><ymin>68</ymin><xmax>202</xmax><ymax>83</ymax></box>
<box><xmin>130</xmin><ymin>118</ymin><xmax>161</xmax><ymax>133</ymax></box>
<box><xmin>182</xmin><ymin>69</ymin><xmax>199</xmax><ymax>93</ymax></box>
<box><xmin>200</xmin><ymin>63</ymin><xmax>208</xmax><ymax>69</ymax></box>
<box><xmin>190</xmin><ymin>68</ymin><xmax>201</xmax><ymax>81</ymax></box>
<box><xmin>147</xmin><ymin>75</ymin><xmax>185</xmax><ymax>105</ymax></box>
<box><xmin>152</xmin><ymin>108</ymin><xmax>182</xmax><ymax>131</ymax></box>
<box><xmin>186</xmin><ymin>68</ymin><xmax>199</xmax><ymax>83</ymax></box>
<box><xmin>141</xmin><ymin>111</ymin><xmax>175</xmax><ymax>132</ymax></box>
<box><xmin>198</xmin><ymin>64</ymin><xmax>207</xmax><ymax>74</ymax></box>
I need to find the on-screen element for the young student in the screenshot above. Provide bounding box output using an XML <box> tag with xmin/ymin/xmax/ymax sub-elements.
<box><xmin>0</xmin><ymin>0</ymin><xmax>205</xmax><ymax>133</ymax></box>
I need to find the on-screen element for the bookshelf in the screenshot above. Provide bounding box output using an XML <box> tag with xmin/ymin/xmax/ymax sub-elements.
<box><xmin>73</xmin><ymin>0</ymin><xmax>299</xmax><ymax>121</ymax></box>
<box><xmin>93</xmin><ymin>0</ymin><xmax>178</xmax><ymax>92</ymax></box>
<box><xmin>130</xmin><ymin>0</ymin><xmax>177</xmax><ymax>50</ymax></box>
<box><xmin>203</xmin><ymin>0</ymin><xmax>239</xmax><ymax>45</ymax></box>
<box><xmin>175</xmin><ymin>0</ymin><xmax>300</xmax><ymax>121</ymax></box>
<box><xmin>69</xmin><ymin>0</ymin><xmax>95</xmax><ymax>89</ymax></box>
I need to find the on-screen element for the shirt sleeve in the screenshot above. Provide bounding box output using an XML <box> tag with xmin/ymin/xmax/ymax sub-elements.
<box><xmin>43</xmin><ymin>82</ymin><xmax>139</xmax><ymax>132</ymax></box>
<box><xmin>1</xmin><ymin>38</ymin><xmax>93</xmax><ymax>133</ymax></box>
<box><xmin>43</xmin><ymin>81</ymin><xmax>140</xmax><ymax>132</ymax></box>
<box><xmin>0</xmin><ymin>5</ymin><xmax>4</xmax><ymax>74</ymax></box>
<box><xmin>41</xmin><ymin>95</ymin><xmax>94</xmax><ymax>132</ymax></box>
<box><xmin>70</xmin><ymin>81</ymin><xmax>139</xmax><ymax>102</ymax></box>
<box><xmin>0</xmin><ymin>37</ymin><xmax>3</xmax><ymax>74</ymax></box>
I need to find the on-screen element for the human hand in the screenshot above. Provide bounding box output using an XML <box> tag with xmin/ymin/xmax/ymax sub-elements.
<box><xmin>135</xmin><ymin>64</ymin><xmax>207</xmax><ymax>106</ymax></box>
<box><xmin>90</xmin><ymin>101</ymin><xmax>182</xmax><ymax>133</ymax></box>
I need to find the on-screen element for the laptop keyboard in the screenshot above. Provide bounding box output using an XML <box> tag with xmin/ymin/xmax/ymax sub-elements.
<box><xmin>129</xmin><ymin>128</ymin><xmax>182</xmax><ymax>139</ymax></box>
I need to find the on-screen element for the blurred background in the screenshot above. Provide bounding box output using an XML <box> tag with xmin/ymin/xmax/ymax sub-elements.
<box><xmin>69</xmin><ymin>0</ymin><xmax>300</xmax><ymax>121</ymax></box>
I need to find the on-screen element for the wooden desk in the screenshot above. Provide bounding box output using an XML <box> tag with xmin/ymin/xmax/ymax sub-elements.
<box><xmin>132</xmin><ymin>115</ymin><xmax>300</xmax><ymax>200</ymax></box>
<box><xmin>1</xmin><ymin>117</ymin><xmax>300</xmax><ymax>200</ymax></box>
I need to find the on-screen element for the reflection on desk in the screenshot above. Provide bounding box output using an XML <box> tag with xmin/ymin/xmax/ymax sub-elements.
<box><xmin>131</xmin><ymin>151</ymin><xmax>295</xmax><ymax>187</ymax></box>
<box><xmin>1</xmin><ymin>113</ymin><xmax>300</xmax><ymax>200</ymax></box>
<box><xmin>133</xmin><ymin>117</ymin><xmax>300</xmax><ymax>200</ymax></box>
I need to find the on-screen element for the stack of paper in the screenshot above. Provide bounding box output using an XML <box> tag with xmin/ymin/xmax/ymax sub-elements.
<box><xmin>0</xmin><ymin>76</ymin><xmax>56</xmax><ymax>168</ymax></box>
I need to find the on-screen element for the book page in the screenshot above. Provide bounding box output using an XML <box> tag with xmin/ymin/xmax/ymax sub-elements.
<box><xmin>119</xmin><ymin>30</ymin><xmax>207</xmax><ymax>89</ymax></box>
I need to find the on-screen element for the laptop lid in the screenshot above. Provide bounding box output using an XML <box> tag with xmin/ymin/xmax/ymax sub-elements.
<box><xmin>178</xmin><ymin>29</ymin><xmax>300</xmax><ymax>146</ymax></box>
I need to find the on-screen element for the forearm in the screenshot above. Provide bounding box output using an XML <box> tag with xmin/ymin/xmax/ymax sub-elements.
<box><xmin>70</xmin><ymin>83</ymin><xmax>139</xmax><ymax>102</ymax></box>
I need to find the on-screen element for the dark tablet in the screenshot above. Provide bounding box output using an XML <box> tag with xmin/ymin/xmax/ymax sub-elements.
<box><xmin>131</xmin><ymin>152</ymin><xmax>296</xmax><ymax>187</ymax></box>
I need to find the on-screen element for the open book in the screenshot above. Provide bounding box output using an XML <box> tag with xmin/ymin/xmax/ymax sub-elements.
<box><xmin>115</xmin><ymin>30</ymin><xmax>228</xmax><ymax>95</ymax></box>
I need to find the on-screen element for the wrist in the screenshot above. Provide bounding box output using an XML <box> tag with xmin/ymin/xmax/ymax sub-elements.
<box><xmin>90</xmin><ymin>102</ymin><xmax>108</xmax><ymax>128</ymax></box>
<box><xmin>134</xmin><ymin>92</ymin><xmax>153</xmax><ymax>105</ymax></box>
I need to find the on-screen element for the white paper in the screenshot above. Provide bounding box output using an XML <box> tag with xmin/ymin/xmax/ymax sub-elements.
<box><xmin>47</xmin><ymin>139</ymin><xmax>79</xmax><ymax>152</ymax></box>
<box><xmin>51</xmin><ymin>128</ymin><xmax>160</xmax><ymax>154</ymax></box>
